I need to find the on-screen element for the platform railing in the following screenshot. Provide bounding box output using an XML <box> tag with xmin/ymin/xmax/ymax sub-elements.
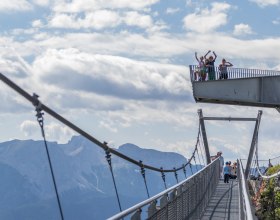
<box><xmin>108</xmin><ymin>158</ymin><xmax>220</xmax><ymax>220</ymax></box>
<box><xmin>189</xmin><ymin>65</ymin><xmax>280</xmax><ymax>82</ymax></box>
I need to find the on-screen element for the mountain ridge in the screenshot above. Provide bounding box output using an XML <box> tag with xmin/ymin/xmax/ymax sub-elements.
<box><xmin>0</xmin><ymin>135</ymin><xmax>199</xmax><ymax>220</ymax></box>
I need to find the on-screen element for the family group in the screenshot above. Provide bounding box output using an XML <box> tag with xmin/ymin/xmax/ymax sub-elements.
<box><xmin>194</xmin><ymin>50</ymin><xmax>233</xmax><ymax>81</ymax></box>
<box><xmin>212</xmin><ymin>151</ymin><xmax>237</xmax><ymax>183</ymax></box>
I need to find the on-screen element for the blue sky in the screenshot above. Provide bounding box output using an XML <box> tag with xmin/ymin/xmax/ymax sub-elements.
<box><xmin>0</xmin><ymin>0</ymin><xmax>280</xmax><ymax>164</ymax></box>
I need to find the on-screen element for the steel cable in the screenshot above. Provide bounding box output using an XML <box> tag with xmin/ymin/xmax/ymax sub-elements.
<box><xmin>33</xmin><ymin>97</ymin><xmax>64</xmax><ymax>220</ymax></box>
<box><xmin>105</xmin><ymin>147</ymin><xmax>122</xmax><ymax>212</ymax></box>
<box><xmin>140</xmin><ymin>161</ymin><xmax>150</xmax><ymax>199</ymax></box>
<box><xmin>0</xmin><ymin>72</ymin><xmax>201</xmax><ymax>174</ymax></box>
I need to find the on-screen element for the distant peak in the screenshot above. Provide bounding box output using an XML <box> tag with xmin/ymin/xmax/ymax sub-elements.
<box><xmin>118</xmin><ymin>143</ymin><xmax>141</xmax><ymax>150</ymax></box>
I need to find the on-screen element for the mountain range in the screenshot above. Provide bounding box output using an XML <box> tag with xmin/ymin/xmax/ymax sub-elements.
<box><xmin>0</xmin><ymin>135</ymin><xmax>200</xmax><ymax>220</ymax></box>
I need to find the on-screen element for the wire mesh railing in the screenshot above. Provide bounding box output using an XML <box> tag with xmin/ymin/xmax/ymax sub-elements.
<box><xmin>108</xmin><ymin>158</ymin><xmax>220</xmax><ymax>220</ymax></box>
<box><xmin>238</xmin><ymin>159</ymin><xmax>254</xmax><ymax>220</ymax></box>
<box><xmin>189</xmin><ymin>65</ymin><xmax>280</xmax><ymax>82</ymax></box>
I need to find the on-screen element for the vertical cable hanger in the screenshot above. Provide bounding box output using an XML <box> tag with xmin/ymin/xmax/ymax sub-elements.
<box><xmin>193</xmin><ymin>154</ymin><xmax>198</xmax><ymax>172</ymax></box>
<box><xmin>189</xmin><ymin>159</ymin><xmax>193</xmax><ymax>175</ymax></box>
<box><xmin>182</xmin><ymin>164</ymin><xmax>187</xmax><ymax>179</ymax></box>
<box><xmin>173</xmin><ymin>168</ymin><xmax>179</xmax><ymax>184</ymax></box>
<box><xmin>104</xmin><ymin>143</ymin><xmax>122</xmax><ymax>212</ymax></box>
<box><xmin>32</xmin><ymin>94</ymin><xmax>64</xmax><ymax>220</ymax></box>
<box><xmin>140</xmin><ymin>160</ymin><xmax>150</xmax><ymax>198</ymax></box>
<box><xmin>160</xmin><ymin>167</ymin><xmax>167</xmax><ymax>189</ymax></box>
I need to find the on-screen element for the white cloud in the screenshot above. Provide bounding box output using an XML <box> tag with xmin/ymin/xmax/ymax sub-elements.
<box><xmin>53</xmin><ymin>0</ymin><xmax>160</xmax><ymax>13</ymax></box>
<box><xmin>272</xmin><ymin>18</ymin><xmax>280</xmax><ymax>25</ymax></box>
<box><xmin>82</xmin><ymin>10</ymin><xmax>121</xmax><ymax>29</ymax></box>
<box><xmin>166</xmin><ymin>8</ymin><xmax>180</xmax><ymax>15</ymax></box>
<box><xmin>124</xmin><ymin>11</ymin><xmax>153</xmax><ymax>29</ymax></box>
<box><xmin>20</xmin><ymin>120</ymin><xmax>38</xmax><ymax>137</ymax></box>
<box><xmin>250</xmin><ymin>0</ymin><xmax>280</xmax><ymax>7</ymax></box>
<box><xmin>31</xmin><ymin>48</ymin><xmax>190</xmax><ymax>101</ymax></box>
<box><xmin>44</xmin><ymin>122</ymin><xmax>75</xmax><ymax>143</ymax></box>
<box><xmin>183</xmin><ymin>2</ymin><xmax>231</xmax><ymax>33</ymax></box>
<box><xmin>48</xmin><ymin>13</ymin><xmax>79</xmax><ymax>29</ymax></box>
<box><xmin>233</xmin><ymin>23</ymin><xmax>253</xmax><ymax>36</ymax></box>
<box><xmin>32</xmin><ymin>19</ymin><xmax>44</xmax><ymax>28</ymax></box>
<box><xmin>20</xmin><ymin>120</ymin><xmax>75</xmax><ymax>143</ymax></box>
<box><xmin>0</xmin><ymin>0</ymin><xmax>32</xmax><ymax>12</ymax></box>
<box><xmin>99</xmin><ymin>121</ymin><xmax>118</xmax><ymax>133</ymax></box>
<box><xmin>32</xmin><ymin>0</ymin><xmax>49</xmax><ymax>7</ymax></box>
<box><xmin>48</xmin><ymin>10</ymin><xmax>154</xmax><ymax>30</ymax></box>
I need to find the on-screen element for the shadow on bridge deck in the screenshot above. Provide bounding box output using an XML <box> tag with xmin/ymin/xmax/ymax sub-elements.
<box><xmin>201</xmin><ymin>179</ymin><xmax>240</xmax><ymax>220</ymax></box>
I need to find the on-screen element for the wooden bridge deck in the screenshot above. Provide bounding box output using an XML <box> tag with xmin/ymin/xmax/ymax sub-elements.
<box><xmin>201</xmin><ymin>179</ymin><xmax>240</xmax><ymax>220</ymax></box>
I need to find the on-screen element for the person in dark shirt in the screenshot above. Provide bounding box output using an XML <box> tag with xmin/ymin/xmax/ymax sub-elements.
<box><xmin>207</xmin><ymin>52</ymin><xmax>217</xmax><ymax>80</ymax></box>
<box><xmin>224</xmin><ymin>162</ymin><xmax>231</xmax><ymax>183</ymax></box>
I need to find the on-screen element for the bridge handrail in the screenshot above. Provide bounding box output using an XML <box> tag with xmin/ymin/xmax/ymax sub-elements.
<box><xmin>107</xmin><ymin>157</ymin><xmax>220</xmax><ymax>220</ymax></box>
<box><xmin>238</xmin><ymin>159</ymin><xmax>254</xmax><ymax>220</ymax></box>
<box><xmin>189</xmin><ymin>65</ymin><xmax>280</xmax><ymax>82</ymax></box>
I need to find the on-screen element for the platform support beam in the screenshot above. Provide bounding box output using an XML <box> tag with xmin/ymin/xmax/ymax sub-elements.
<box><xmin>198</xmin><ymin>109</ymin><xmax>211</xmax><ymax>164</ymax></box>
<box><xmin>245</xmin><ymin>110</ymin><xmax>262</xmax><ymax>179</ymax></box>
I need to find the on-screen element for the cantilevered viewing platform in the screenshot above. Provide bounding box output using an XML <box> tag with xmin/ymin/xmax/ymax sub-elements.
<box><xmin>189</xmin><ymin>65</ymin><xmax>280</xmax><ymax>109</ymax></box>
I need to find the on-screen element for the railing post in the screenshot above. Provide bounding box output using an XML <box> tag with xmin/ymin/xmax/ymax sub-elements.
<box><xmin>147</xmin><ymin>200</ymin><xmax>157</xmax><ymax>218</ymax></box>
<box><xmin>245</xmin><ymin>110</ymin><xmax>262</xmax><ymax>179</ymax></box>
<box><xmin>160</xmin><ymin>194</ymin><xmax>168</xmax><ymax>208</ymax></box>
<box><xmin>237</xmin><ymin>160</ymin><xmax>245</xmax><ymax>220</ymax></box>
<box><xmin>131</xmin><ymin>209</ymin><xmax>141</xmax><ymax>220</ymax></box>
<box><xmin>198</xmin><ymin>109</ymin><xmax>211</xmax><ymax>164</ymax></box>
<box><xmin>189</xmin><ymin>65</ymin><xmax>195</xmax><ymax>82</ymax></box>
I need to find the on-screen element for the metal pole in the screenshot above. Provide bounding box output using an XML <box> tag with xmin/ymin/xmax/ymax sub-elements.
<box><xmin>203</xmin><ymin>117</ymin><xmax>256</xmax><ymax>121</ymax></box>
<box><xmin>197</xmin><ymin>109</ymin><xmax>211</xmax><ymax>164</ymax></box>
<box><xmin>244</xmin><ymin>110</ymin><xmax>262</xmax><ymax>179</ymax></box>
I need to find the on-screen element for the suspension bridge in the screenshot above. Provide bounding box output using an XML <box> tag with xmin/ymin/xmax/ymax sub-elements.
<box><xmin>1</xmin><ymin>66</ymin><xmax>280</xmax><ymax>220</ymax></box>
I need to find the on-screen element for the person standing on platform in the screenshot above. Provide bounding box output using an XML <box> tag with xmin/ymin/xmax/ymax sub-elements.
<box><xmin>195</xmin><ymin>51</ymin><xmax>208</xmax><ymax>81</ymax></box>
<box><xmin>219</xmin><ymin>58</ymin><xmax>233</xmax><ymax>79</ymax></box>
<box><xmin>231</xmin><ymin>162</ymin><xmax>237</xmax><ymax>179</ymax></box>
<box><xmin>217</xmin><ymin>151</ymin><xmax>224</xmax><ymax>179</ymax></box>
<box><xmin>224</xmin><ymin>162</ymin><xmax>231</xmax><ymax>183</ymax></box>
<box><xmin>205</xmin><ymin>51</ymin><xmax>217</xmax><ymax>80</ymax></box>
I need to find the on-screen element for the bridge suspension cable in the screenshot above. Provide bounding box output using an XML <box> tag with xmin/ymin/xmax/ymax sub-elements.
<box><xmin>254</xmin><ymin>133</ymin><xmax>280</xmax><ymax>179</ymax></box>
<box><xmin>33</xmin><ymin>94</ymin><xmax>64</xmax><ymax>220</ymax></box>
<box><xmin>105</xmin><ymin>145</ymin><xmax>122</xmax><ymax>211</ymax></box>
<box><xmin>0</xmin><ymin>72</ymin><xmax>199</xmax><ymax>174</ymax></box>
<box><xmin>0</xmin><ymin>72</ymin><xmax>206</xmax><ymax>215</ymax></box>
<box><xmin>140</xmin><ymin>160</ymin><xmax>150</xmax><ymax>198</ymax></box>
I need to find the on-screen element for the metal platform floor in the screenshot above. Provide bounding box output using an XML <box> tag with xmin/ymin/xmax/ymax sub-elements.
<box><xmin>201</xmin><ymin>179</ymin><xmax>240</xmax><ymax>220</ymax></box>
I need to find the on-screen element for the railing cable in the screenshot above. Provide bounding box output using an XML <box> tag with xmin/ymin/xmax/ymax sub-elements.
<box><xmin>105</xmin><ymin>144</ymin><xmax>122</xmax><ymax>211</ymax></box>
<box><xmin>140</xmin><ymin>160</ymin><xmax>150</xmax><ymax>198</ymax></box>
<box><xmin>182</xmin><ymin>164</ymin><xmax>187</xmax><ymax>178</ymax></box>
<box><xmin>0</xmin><ymin>72</ymin><xmax>199</xmax><ymax>174</ymax></box>
<box><xmin>193</xmin><ymin>154</ymin><xmax>198</xmax><ymax>172</ymax></box>
<box><xmin>189</xmin><ymin>162</ymin><xmax>193</xmax><ymax>175</ymax></box>
<box><xmin>32</xmin><ymin>94</ymin><xmax>64</xmax><ymax>220</ymax></box>
<box><xmin>160</xmin><ymin>167</ymin><xmax>167</xmax><ymax>189</ymax></box>
<box><xmin>173</xmin><ymin>167</ymin><xmax>179</xmax><ymax>183</ymax></box>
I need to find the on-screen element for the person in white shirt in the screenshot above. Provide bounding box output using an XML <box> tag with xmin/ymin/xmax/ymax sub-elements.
<box><xmin>217</xmin><ymin>151</ymin><xmax>224</xmax><ymax>179</ymax></box>
<box><xmin>230</xmin><ymin>162</ymin><xmax>237</xmax><ymax>179</ymax></box>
